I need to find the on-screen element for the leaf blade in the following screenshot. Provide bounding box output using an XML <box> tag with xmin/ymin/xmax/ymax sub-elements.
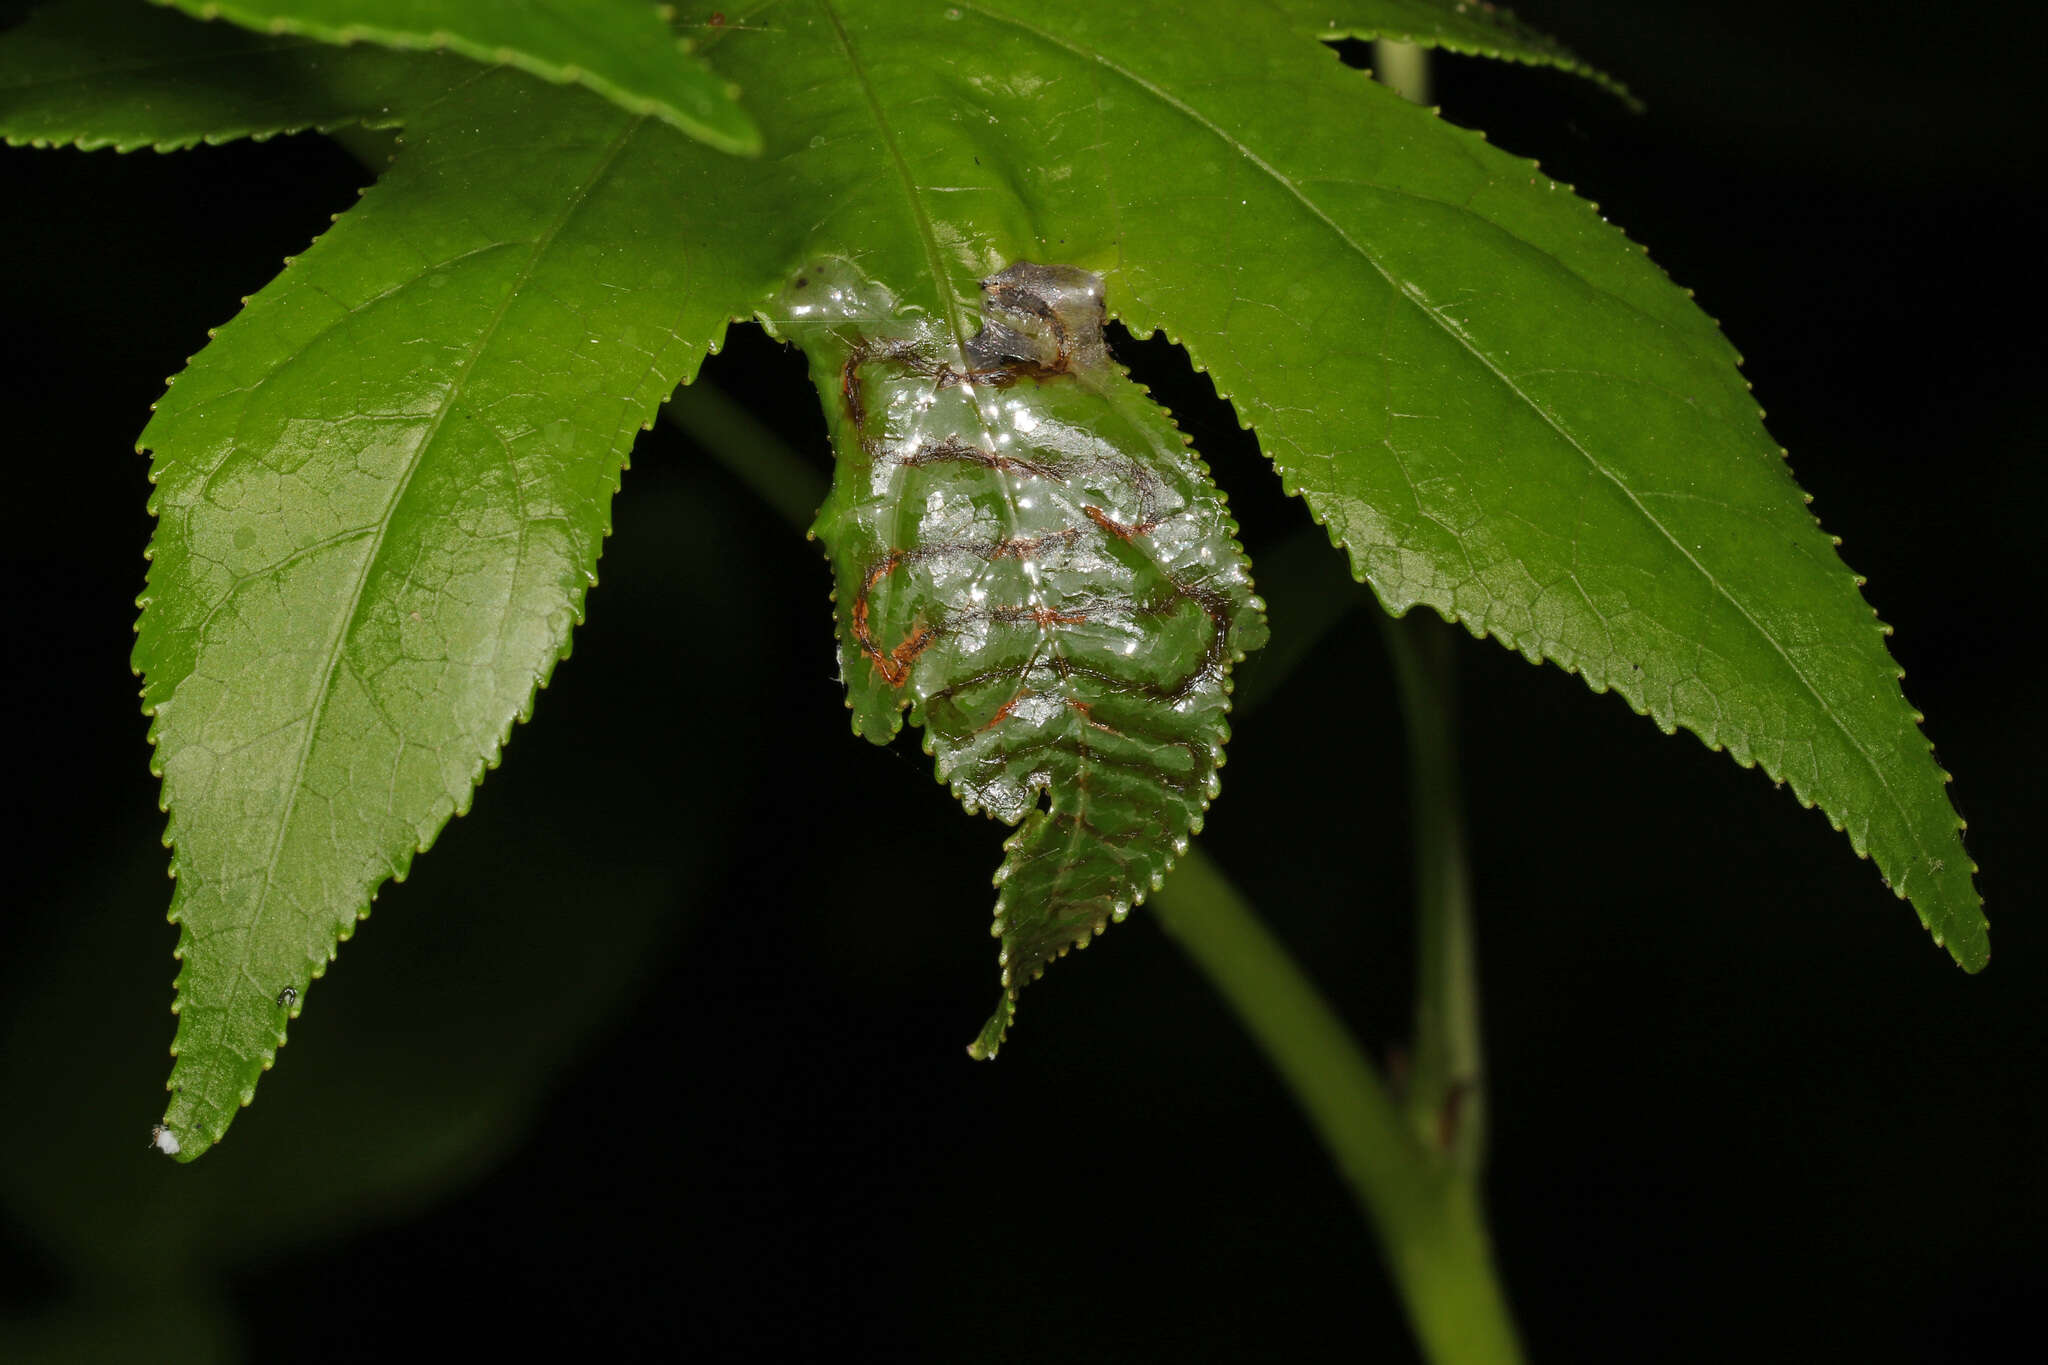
<box><xmin>1037</xmin><ymin>6</ymin><xmax>1984</xmax><ymax>965</ymax></box>
<box><xmin>149</xmin><ymin>0</ymin><xmax>763</xmax><ymax>152</ymax></box>
<box><xmin>138</xmin><ymin>74</ymin><xmax>745</xmax><ymax>1158</ymax></box>
<box><xmin>0</xmin><ymin>0</ymin><xmax>454</xmax><ymax>152</ymax></box>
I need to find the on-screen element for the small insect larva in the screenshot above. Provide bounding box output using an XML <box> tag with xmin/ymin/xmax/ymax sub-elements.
<box><xmin>276</xmin><ymin>985</ymin><xmax>299</xmax><ymax>1009</ymax></box>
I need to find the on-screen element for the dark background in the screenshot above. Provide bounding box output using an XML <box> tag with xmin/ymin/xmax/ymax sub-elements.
<box><xmin>2</xmin><ymin>2</ymin><xmax>2041</xmax><ymax>1359</ymax></box>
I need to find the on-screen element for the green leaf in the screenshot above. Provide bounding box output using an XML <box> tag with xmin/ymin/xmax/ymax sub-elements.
<box><xmin>690</xmin><ymin>0</ymin><xmax>1981</xmax><ymax>969</ymax></box>
<box><xmin>135</xmin><ymin>73</ymin><xmax>743</xmax><ymax>1160</ymax></box>
<box><xmin>0</xmin><ymin>0</ymin><xmax>454</xmax><ymax>151</ymax></box>
<box><xmin>150</xmin><ymin>0</ymin><xmax>762</xmax><ymax>152</ymax></box>
<box><xmin>774</xmin><ymin>259</ymin><xmax>1266</xmax><ymax>1056</ymax></box>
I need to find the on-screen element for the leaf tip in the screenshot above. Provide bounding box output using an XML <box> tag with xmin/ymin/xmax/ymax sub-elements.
<box><xmin>967</xmin><ymin>995</ymin><xmax>1014</xmax><ymax>1060</ymax></box>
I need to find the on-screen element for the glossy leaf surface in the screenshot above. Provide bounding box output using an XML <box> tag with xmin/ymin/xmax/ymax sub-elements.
<box><xmin>152</xmin><ymin>0</ymin><xmax>762</xmax><ymax>152</ymax></box>
<box><xmin>778</xmin><ymin>259</ymin><xmax>1266</xmax><ymax>1054</ymax></box>
<box><xmin>132</xmin><ymin>72</ymin><xmax>740</xmax><ymax>1158</ymax></box>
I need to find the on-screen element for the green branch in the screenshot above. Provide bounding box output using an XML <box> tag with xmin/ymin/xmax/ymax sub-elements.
<box><xmin>1151</xmin><ymin>848</ymin><xmax>1519</xmax><ymax>1362</ymax></box>
<box><xmin>1381</xmin><ymin>611</ymin><xmax>1487</xmax><ymax>1171</ymax></box>
<box><xmin>1372</xmin><ymin>36</ymin><xmax>1434</xmax><ymax>107</ymax></box>
<box><xmin>665</xmin><ymin>380</ymin><xmax>831</xmax><ymax>531</ymax></box>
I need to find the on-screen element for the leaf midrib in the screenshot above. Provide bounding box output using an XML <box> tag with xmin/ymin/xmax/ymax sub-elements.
<box><xmin>815</xmin><ymin>0</ymin><xmax>966</xmax><ymax>348</ymax></box>
<box><xmin>948</xmin><ymin>0</ymin><xmax>1938</xmax><ymax>906</ymax></box>
<box><xmin>817</xmin><ymin>0</ymin><xmax>1069</xmax><ymax>704</ymax></box>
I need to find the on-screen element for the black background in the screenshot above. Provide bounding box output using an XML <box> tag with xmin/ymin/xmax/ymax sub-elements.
<box><xmin>2</xmin><ymin>2</ymin><xmax>2042</xmax><ymax>1360</ymax></box>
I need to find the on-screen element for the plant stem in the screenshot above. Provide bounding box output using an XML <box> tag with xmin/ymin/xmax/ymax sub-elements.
<box><xmin>328</xmin><ymin>125</ymin><xmax>402</xmax><ymax>172</ymax></box>
<box><xmin>1230</xmin><ymin>526</ymin><xmax>1364</xmax><ymax>716</ymax></box>
<box><xmin>1373</xmin><ymin>38</ymin><xmax>1434</xmax><ymax>107</ymax></box>
<box><xmin>1381</xmin><ymin>612</ymin><xmax>1487</xmax><ymax>1170</ymax></box>
<box><xmin>1368</xmin><ymin>28</ymin><xmax>1488</xmax><ymax>1170</ymax></box>
<box><xmin>665</xmin><ymin>379</ymin><xmax>831</xmax><ymax>530</ymax></box>
<box><xmin>1369</xmin><ymin>29</ymin><xmax>1505</xmax><ymax>1321</ymax></box>
<box><xmin>1152</xmin><ymin>849</ymin><xmax>1521</xmax><ymax>1363</ymax></box>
